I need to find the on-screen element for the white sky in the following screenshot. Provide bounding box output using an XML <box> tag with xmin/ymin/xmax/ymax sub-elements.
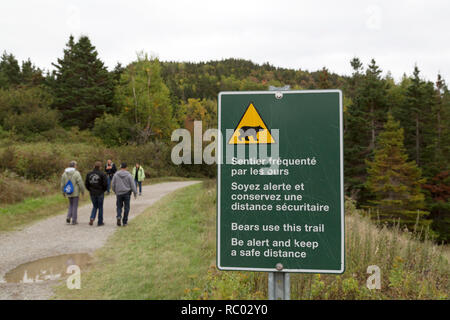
<box><xmin>0</xmin><ymin>0</ymin><xmax>448</xmax><ymax>83</ymax></box>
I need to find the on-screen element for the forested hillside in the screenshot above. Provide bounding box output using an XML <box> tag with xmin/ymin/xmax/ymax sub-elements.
<box><xmin>0</xmin><ymin>35</ymin><xmax>449</xmax><ymax>241</ymax></box>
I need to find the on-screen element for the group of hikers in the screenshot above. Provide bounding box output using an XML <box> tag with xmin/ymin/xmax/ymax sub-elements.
<box><xmin>60</xmin><ymin>160</ymin><xmax>146</xmax><ymax>227</ymax></box>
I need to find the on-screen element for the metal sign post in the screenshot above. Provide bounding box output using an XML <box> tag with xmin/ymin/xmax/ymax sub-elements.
<box><xmin>268</xmin><ymin>262</ymin><xmax>290</xmax><ymax>300</ymax></box>
<box><xmin>268</xmin><ymin>86</ymin><xmax>290</xmax><ymax>301</ymax></box>
<box><xmin>268</xmin><ymin>272</ymin><xmax>290</xmax><ymax>300</ymax></box>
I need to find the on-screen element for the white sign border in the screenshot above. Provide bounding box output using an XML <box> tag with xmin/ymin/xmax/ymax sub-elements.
<box><xmin>217</xmin><ymin>89</ymin><xmax>345</xmax><ymax>273</ymax></box>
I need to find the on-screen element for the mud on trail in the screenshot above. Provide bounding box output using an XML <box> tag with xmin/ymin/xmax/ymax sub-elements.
<box><xmin>0</xmin><ymin>181</ymin><xmax>200</xmax><ymax>300</ymax></box>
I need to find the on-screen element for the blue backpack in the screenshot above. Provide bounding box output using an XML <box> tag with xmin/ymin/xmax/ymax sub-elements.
<box><xmin>63</xmin><ymin>179</ymin><xmax>74</xmax><ymax>195</ymax></box>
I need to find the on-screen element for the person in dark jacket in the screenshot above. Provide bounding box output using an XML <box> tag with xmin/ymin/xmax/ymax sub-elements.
<box><xmin>104</xmin><ymin>159</ymin><xmax>117</xmax><ymax>194</ymax></box>
<box><xmin>85</xmin><ymin>161</ymin><xmax>108</xmax><ymax>226</ymax></box>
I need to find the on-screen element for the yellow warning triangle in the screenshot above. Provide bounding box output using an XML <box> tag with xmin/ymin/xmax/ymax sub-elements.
<box><xmin>228</xmin><ymin>103</ymin><xmax>275</xmax><ymax>144</ymax></box>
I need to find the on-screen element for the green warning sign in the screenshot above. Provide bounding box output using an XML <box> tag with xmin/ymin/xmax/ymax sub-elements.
<box><xmin>217</xmin><ymin>90</ymin><xmax>345</xmax><ymax>273</ymax></box>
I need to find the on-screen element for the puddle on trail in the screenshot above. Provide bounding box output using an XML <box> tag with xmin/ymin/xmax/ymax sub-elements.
<box><xmin>3</xmin><ymin>253</ymin><xmax>92</xmax><ymax>284</ymax></box>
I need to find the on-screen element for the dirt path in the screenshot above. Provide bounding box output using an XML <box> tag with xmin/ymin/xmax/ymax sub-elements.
<box><xmin>0</xmin><ymin>180</ymin><xmax>200</xmax><ymax>300</ymax></box>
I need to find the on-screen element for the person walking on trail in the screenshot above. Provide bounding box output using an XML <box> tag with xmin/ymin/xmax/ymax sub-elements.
<box><xmin>104</xmin><ymin>159</ymin><xmax>117</xmax><ymax>194</ymax></box>
<box><xmin>111</xmin><ymin>163</ymin><xmax>137</xmax><ymax>227</ymax></box>
<box><xmin>85</xmin><ymin>161</ymin><xmax>108</xmax><ymax>226</ymax></box>
<box><xmin>61</xmin><ymin>160</ymin><xmax>85</xmax><ymax>225</ymax></box>
<box><xmin>132</xmin><ymin>162</ymin><xmax>145</xmax><ymax>196</ymax></box>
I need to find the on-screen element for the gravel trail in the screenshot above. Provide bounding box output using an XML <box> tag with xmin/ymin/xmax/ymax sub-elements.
<box><xmin>0</xmin><ymin>180</ymin><xmax>200</xmax><ymax>299</ymax></box>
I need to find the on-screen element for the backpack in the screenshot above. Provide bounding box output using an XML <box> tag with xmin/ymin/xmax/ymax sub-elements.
<box><xmin>63</xmin><ymin>179</ymin><xmax>74</xmax><ymax>195</ymax></box>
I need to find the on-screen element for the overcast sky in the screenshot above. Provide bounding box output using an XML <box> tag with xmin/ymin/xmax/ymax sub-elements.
<box><xmin>0</xmin><ymin>0</ymin><xmax>448</xmax><ymax>83</ymax></box>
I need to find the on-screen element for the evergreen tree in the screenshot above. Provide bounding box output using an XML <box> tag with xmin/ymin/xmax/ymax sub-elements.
<box><xmin>429</xmin><ymin>74</ymin><xmax>450</xmax><ymax>174</ymax></box>
<box><xmin>20</xmin><ymin>59</ymin><xmax>44</xmax><ymax>86</ymax></box>
<box><xmin>396</xmin><ymin>66</ymin><xmax>435</xmax><ymax>168</ymax></box>
<box><xmin>347</xmin><ymin>57</ymin><xmax>363</xmax><ymax>99</ymax></box>
<box><xmin>361</xmin><ymin>59</ymin><xmax>389</xmax><ymax>149</ymax></box>
<box><xmin>112</xmin><ymin>62</ymin><xmax>125</xmax><ymax>83</ymax></box>
<box><xmin>422</xmin><ymin>171</ymin><xmax>450</xmax><ymax>242</ymax></box>
<box><xmin>344</xmin><ymin>59</ymin><xmax>388</xmax><ymax>201</ymax></box>
<box><xmin>344</xmin><ymin>58</ymin><xmax>370</xmax><ymax>199</ymax></box>
<box><xmin>0</xmin><ymin>51</ymin><xmax>21</xmax><ymax>88</ymax></box>
<box><xmin>365</xmin><ymin>113</ymin><xmax>429</xmax><ymax>230</ymax></box>
<box><xmin>50</xmin><ymin>35</ymin><xmax>114</xmax><ymax>129</ymax></box>
<box><xmin>420</xmin><ymin>75</ymin><xmax>450</xmax><ymax>242</ymax></box>
<box><xmin>388</xmin><ymin>75</ymin><xmax>410</xmax><ymax>115</ymax></box>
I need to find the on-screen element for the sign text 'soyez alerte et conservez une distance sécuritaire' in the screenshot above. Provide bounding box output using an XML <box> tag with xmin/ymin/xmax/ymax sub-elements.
<box><xmin>217</xmin><ymin>90</ymin><xmax>344</xmax><ymax>273</ymax></box>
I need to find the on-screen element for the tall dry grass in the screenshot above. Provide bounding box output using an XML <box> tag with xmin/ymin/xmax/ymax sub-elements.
<box><xmin>286</xmin><ymin>201</ymin><xmax>449</xmax><ymax>299</ymax></box>
<box><xmin>194</xmin><ymin>188</ymin><xmax>449</xmax><ymax>300</ymax></box>
<box><xmin>0</xmin><ymin>170</ymin><xmax>55</xmax><ymax>205</ymax></box>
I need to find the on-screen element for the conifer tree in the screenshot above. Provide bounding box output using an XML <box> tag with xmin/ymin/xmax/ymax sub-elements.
<box><xmin>423</xmin><ymin>171</ymin><xmax>450</xmax><ymax>242</ymax></box>
<box><xmin>0</xmin><ymin>52</ymin><xmax>21</xmax><ymax>88</ymax></box>
<box><xmin>344</xmin><ymin>59</ymin><xmax>388</xmax><ymax>201</ymax></box>
<box><xmin>361</xmin><ymin>59</ymin><xmax>389</xmax><ymax>149</ymax></box>
<box><xmin>396</xmin><ymin>66</ymin><xmax>435</xmax><ymax>168</ymax></box>
<box><xmin>365</xmin><ymin>113</ymin><xmax>430</xmax><ymax>230</ymax></box>
<box><xmin>20</xmin><ymin>59</ymin><xmax>43</xmax><ymax>86</ymax></box>
<box><xmin>347</xmin><ymin>57</ymin><xmax>363</xmax><ymax>99</ymax></box>
<box><xmin>420</xmin><ymin>75</ymin><xmax>450</xmax><ymax>241</ymax></box>
<box><xmin>50</xmin><ymin>35</ymin><xmax>114</xmax><ymax>129</ymax></box>
<box><xmin>428</xmin><ymin>74</ymin><xmax>450</xmax><ymax>174</ymax></box>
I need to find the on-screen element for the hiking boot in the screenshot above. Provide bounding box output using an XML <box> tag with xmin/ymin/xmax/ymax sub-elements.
<box><xmin>97</xmin><ymin>222</ymin><xmax>104</xmax><ymax>227</ymax></box>
<box><xmin>72</xmin><ymin>221</ymin><xmax>78</xmax><ymax>225</ymax></box>
<box><xmin>66</xmin><ymin>218</ymin><xmax>71</xmax><ymax>224</ymax></box>
<box><xmin>117</xmin><ymin>219</ymin><xmax>121</xmax><ymax>226</ymax></box>
<box><xmin>89</xmin><ymin>219</ymin><xmax>94</xmax><ymax>226</ymax></box>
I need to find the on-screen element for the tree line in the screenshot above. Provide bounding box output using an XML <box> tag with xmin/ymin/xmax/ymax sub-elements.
<box><xmin>0</xmin><ymin>35</ymin><xmax>448</xmax><ymax>241</ymax></box>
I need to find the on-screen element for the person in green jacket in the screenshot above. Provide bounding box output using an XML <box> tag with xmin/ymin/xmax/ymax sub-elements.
<box><xmin>131</xmin><ymin>163</ymin><xmax>145</xmax><ymax>196</ymax></box>
<box><xmin>61</xmin><ymin>160</ymin><xmax>85</xmax><ymax>225</ymax></box>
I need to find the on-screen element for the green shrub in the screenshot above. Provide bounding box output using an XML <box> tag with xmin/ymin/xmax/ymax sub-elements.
<box><xmin>0</xmin><ymin>146</ymin><xmax>17</xmax><ymax>170</ymax></box>
<box><xmin>3</xmin><ymin>108</ymin><xmax>60</xmax><ymax>136</ymax></box>
<box><xmin>65</xmin><ymin>127</ymin><xmax>105</xmax><ymax>145</ymax></box>
<box><xmin>0</xmin><ymin>125</ymin><xmax>7</xmax><ymax>139</ymax></box>
<box><xmin>115</xmin><ymin>142</ymin><xmax>177</xmax><ymax>177</ymax></box>
<box><xmin>0</xmin><ymin>87</ymin><xmax>53</xmax><ymax>126</ymax></box>
<box><xmin>93</xmin><ymin>113</ymin><xmax>133</xmax><ymax>146</ymax></box>
<box><xmin>14</xmin><ymin>149</ymin><xmax>65</xmax><ymax>180</ymax></box>
<box><xmin>39</xmin><ymin>126</ymin><xmax>70</xmax><ymax>142</ymax></box>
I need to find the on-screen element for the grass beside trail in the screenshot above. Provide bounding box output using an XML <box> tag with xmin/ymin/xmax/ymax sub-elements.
<box><xmin>0</xmin><ymin>194</ymin><xmax>88</xmax><ymax>232</ymax></box>
<box><xmin>55</xmin><ymin>181</ymin><xmax>215</xmax><ymax>299</ymax></box>
<box><xmin>144</xmin><ymin>176</ymin><xmax>197</xmax><ymax>185</ymax></box>
<box><xmin>194</xmin><ymin>199</ymin><xmax>449</xmax><ymax>300</ymax></box>
<box><xmin>0</xmin><ymin>176</ymin><xmax>195</xmax><ymax>233</ymax></box>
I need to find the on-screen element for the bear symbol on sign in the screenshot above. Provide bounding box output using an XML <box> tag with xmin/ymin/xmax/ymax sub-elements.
<box><xmin>238</xmin><ymin>126</ymin><xmax>264</xmax><ymax>142</ymax></box>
